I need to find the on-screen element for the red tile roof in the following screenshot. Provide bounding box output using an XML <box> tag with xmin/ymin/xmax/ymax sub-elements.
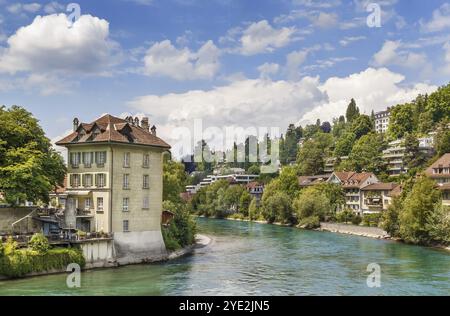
<box><xmin>362</xmin><ymin>183</ymin><xmax>399</xmax><ymax>191</ymax></box>
<box><xmin>56</xmin><ymin>114</ymin><xmax>171</xmax><ymax>149</ymax></box>
<box><xmin>332</xmin><ymin>172</ymin><xmax>375</xmax><ymax>188</ymax></box>
<box><xmin>425</xmin><ymin>153</ymin><xmax>450</xmax><ymax>178</ymax></box>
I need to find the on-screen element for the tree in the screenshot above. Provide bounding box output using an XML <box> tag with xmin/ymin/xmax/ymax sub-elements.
<box><xmin>403</xmin><ymin>133</ymin><xmax>427</xmax><ymax>172</ymax></box>
<box><xmin>434</xmin><ymin>122</ymin><xmax>450</xmax><ymax>156</ymax></box>
<box><xmin>0</xmin><ymin>106</ymin><xmax>66</xmax><ymax>206</ymax></box>
<box><xmin>247</xmin><ymin>164</ymin><xmax>261</xmax><ymax>175</ymax></box>
<box><xmin>28</xmin><ymin>233</ymin><xmax>50</xmax><ymax>254</ymax></box>
<box><xmin>381</xmin><ymin>197</ymin><xmax>402</xmax><ymax>238</ymax></box>
<box><xmin>344</xmin><ymin>133</ymin><xmax>385</xmax><ymax>173</ymax></box>
<box><xmin>399</xmin><ymin>177</ymin><xmax>442</xmax><ymax>245</ymax></box>
<box><xmin>163</xmin><ymin>160</ymin><xmax>188</xmax><ymax>203</ymax></box>
<box><xmin>334</xmin><ymin>132</ymin><xmax>356</xmax><ymax>157</ymax></box>
<box><xmin>426</xmin><ymin>83</ymin><xmax>450</xmax><ymax>123</ymax></box>
<box><xmin>351</xmin><ymin>115</ymin><xmax>373</xmax><ymax>139</ymax></box>
<box><xmin>320</xmin><ymin>121</ymin><xmax>332</xmax><ymax>133</ymax></box>
<box><xmin>283</xmin><ymin>124</ymin><xmax>301</xmax><ymax>164</ymax></box>
<box><xmin>346</xmin><ymin>98</ymin><xmax>360</xmax><ymax>123</ymax></box>
<box><xmin>332</xmin><ymin>116</ymin><xmax>348</xmax><ymax>139</ymax></box>
<box><xmin>239</xmin><ymin>190</ymin><xmax>252</xmax><ymax>217</ymax></box>
<box><xmin>314</xmin><ymin>183</ymin><xmax>345</xmax><ymax>214</ymax></box>
<box><xmin>292</xmin><ymin>187</ymin><xmax>330</xmax><ymax>221</ymax></box>
<box><xmin>278</xmin><ymin>166</ymin><xmax>301</xmax><ymax>199</ymax></box>
<box><xmin>261</xmin><ymin>191</ymin><xmax>293</xmax><ymax>224</ymax></box>
<box><xmin>388</xmin><ymin>103</ymin><xmax>416</xmax><ymax>139</ymax></box>
<box><xmin>297</xmin><ymin>133</ymin><xmax>334</xmax><ymax>175</ymax></box>
<box><xmin>248</xmin><ymin>197</ymin><xmax>259</xmax><ymax>220</ymax></box>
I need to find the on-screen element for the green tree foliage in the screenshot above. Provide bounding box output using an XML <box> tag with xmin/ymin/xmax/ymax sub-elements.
<box><xmin>343</xmin><ymin>133</ymin><xmax>385</xmax><ymax>173</ymax></box>
<box><xmin>162</xmin><ymin>201</ymin><xmax>197</xmax><ymax>250</ymax></box>
<box><xmin>381</xmin><ymin>197</ymin><xmax>402</xmax><ymax>237</ymax></box>
<box><xmin>0</xmin><ymin>106</ymin><xmax>66</xmax><ymax>206</ymax></box>
<box><xmin>239</xmin><ymin>190</ymin><xmax>252</xmax><ymax>217</ymax></box>
<box><xmin>163</xmin><ymin>160</ymin><xmax>187</xmax><ymax>203</ymax></box>
<box><xmin>388</xmin><ymin>103</ymin><xmax>416</xmax><ymax>139</ymax></box>
<box><xmin>28</xmin><ymin>233</ymin><xmax>50</xmax><ymax>254</ymax></box>
<box><xmin>334</xmin><ymin>132</ymin><xmax>356</xmax><ymax>157</ymax></box>
<box><xmin>277</xmin><ymin>166</ymin><xmax>301</xmax><ymax>199</ymax></box>
<box><xmin>247</xmin><ymin>164</ymin><xmax>261</xmax><ymax>175</ymax></box>
<box><xmin>313</xmin><ymin>183</ymin><xmax>345</xmax><ymax>214</ymax></box>
<box><xmin>351</xmin><ymin>115</ymin><xmax>373</xmax><ymax>139</ymax></box>
<box><xmin>282</xmin><ymin>124</ymin><xmax>302</xmax><ymax>164</ymax></box>
<box><xmin>248</xmin><ymin>197</ymin><xmax>259</xmax><ymax>220</ymax></box>
<box><xmin>426</xmin><ymin>83</ymin><xmax>450</xmax><ymax>123</ymax></box>
<box><xmin>292</xmin><ymin>187</ymin><xmax>330</xmax><ymax>221</ymax></box>
<box><xmin>297</xmin><ymin>133</ymin><xmax>334</xmax><ymax>175</ymax></box>
<box><xmin>399</xmin><ymin>177</ymin><xmax>443</xmax><ymax>245</ymax></box>
<box><xmin>332</xmin><ymin>116</ymin><xmax>348</xmax><ymax>138</ymax></box>
<box><xmin>403</xmin><ymin>133</ymin><xmax>427</xmax><ymax>173</ymax></box>
<box><xmin>261</xmin><ymin>190</ymin><xmax>293</xmax><ymax>224</ymax></box>
<box><xmin>434</xmin><ymin>122</ymin><xmax>450</xmax><ymax>156</ymax></box>
<box><xmin>345</xmin><ymin>98</ymin><xmax>360</xmax><ymax>123</ymax></box>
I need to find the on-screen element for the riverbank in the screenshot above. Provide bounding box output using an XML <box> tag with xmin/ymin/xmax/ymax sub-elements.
<box><xmin>0</xmin><ymin>234</ymin><xmax>211</xmax><ymax>281</ymax></box>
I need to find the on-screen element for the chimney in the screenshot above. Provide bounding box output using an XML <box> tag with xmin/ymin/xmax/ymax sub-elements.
<box><xmin>73</xmin><ymin>118</ymin><xmax>79</xmax><ymax>132</ymax></box>
<box><xmin>141</xmin><ymin>117</ymin><xmax>149</xmax><ymax>131</ymax></box>
<box><xmin>151</xmin><ymin>125</ymin><xmax>157</xmax><ymax>136</ymax></box>
<box><xmin>134</xmin><ymin>117</ymin><xmax>140</xmax><ymax>127</ymax></box>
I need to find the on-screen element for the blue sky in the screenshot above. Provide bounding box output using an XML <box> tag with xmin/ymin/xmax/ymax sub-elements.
<box><xmin>0</xmin><ymin>0</ymin><xmax>449</xmax><ymax>153</ymax></box>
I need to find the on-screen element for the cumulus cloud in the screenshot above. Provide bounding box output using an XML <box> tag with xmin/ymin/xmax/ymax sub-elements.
<box><xmin>127</xmin><ymin>67</ymin><xmax>436</xmax><ymax>154</ymax></box>
<box><xmin>221</xmin><ymin>20</ymin><xmax>297</xmax><ymax>55</ymax></box>
<box><xmin>420</xmin><ymin>3</ymin><xmax>450</xmax><ymax>33</ymax></box>
<box><xmin>372</xmin><ymin>40</ymin><xmax>429</xmax><ymax>69</ymax></box>
<box><xmin>143</xmin><ymin>40</ymin><xmax>220</xmax><ymax>80</ymax></box>
<box><xmin>6</xmin><ymin>2</ymin><xmax>41</xmax><ymax>14</ymax></box>
<box><xmin>257</xmin><ymin>63</ymin><xmax>280</xmax><ymax>78</ymax></box>
<box><xmin>0</xmin><ymin>14</ymin><xmax>120</xmax><ymax>75</ymax></box>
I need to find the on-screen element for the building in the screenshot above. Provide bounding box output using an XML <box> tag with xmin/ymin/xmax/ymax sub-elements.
<box><xmin>328</xmin><ymin>172</ymin><xmax>379</xmax><ymax>215</ymax></box>
<box><xmin>383</xmin><ymin>137</ymin><xmax>435</xmax><ymax>176</ymax></box>
<box><xmin>298</xmin><ymin>174</ymin><xmax>331</xmax><ymax>188</ymax></box>
<box><xmin>246</xmin><ymin>182</ymin><xmax>264</xmax><ymax>205</ymax></box>
<box><xmin>56</xmin><ymin>114</ymin><xmax>171</xmax><ymax>263</ymax></box>
<box><xmin>425</xmin><ymin>153</ymin><xmax>450</xmax><ymax>206</ymax></box>
<box><xmin>374</xmin><ymin>109</ymin><xmax>390</xmax><ymax>134</ymax></box>
<box><xmin>361</xmin><ymin>183</ymin><xmax>399</xmax><ymax>214</ymax></box>
<box><xmin>187</xmin><ymin>173</ymin><xmax>259</xmax><ymax>193</ymax></box>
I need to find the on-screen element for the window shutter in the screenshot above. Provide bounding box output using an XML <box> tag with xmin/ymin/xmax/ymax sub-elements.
<box><xmin>95</xmin><ymin>152</ymin><xmax>99</xmax><ymax>164</ymax></box>
<box><xmin>69</xmin><ymin>174</ymin><xmax>73</xmax><ymax>187</ymax></box>
<box><xmin>103</xmin><ymin>151</ymin><xmax>107</xmax><ymax>164</ymax></box>
<box><xmin>95</xmin><ymin>174</ymin><xmax>99</xmax><ymax>187</ymax></box>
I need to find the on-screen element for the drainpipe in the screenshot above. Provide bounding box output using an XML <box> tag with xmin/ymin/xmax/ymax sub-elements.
<box><xmin>109</xmin><ymin>145</ymin><xmax>114</xmax><ymax>234</ymax></box>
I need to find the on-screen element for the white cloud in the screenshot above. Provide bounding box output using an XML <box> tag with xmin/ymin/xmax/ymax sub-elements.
<box><xmin>7</xmin><ymin>2</ymin><xmax>41</xmax><ymax>14</ymax></box>
<box><xmin>143</xmin><ymin>40</ymin><xmax>220</xmax><ymax>80</ymax></box>
<box><xmin>312</xmin><ymin>12</ymin><xmax>338</xmax><ymax>28</ymax></box>
<box><xmin>285</xmin><ymin>50</ymin><xmax>309</xmax><ymax>79</ymax></box>
<box><xmin>443</xmin><ymin>42</ymin><xmax>450</xmax><ymax>74</ymax></box>
<box><xmin>298</xmin><ymin>67</ymin><xmax>437</xmax><ymax>125</ymax></box>
<box><xmin>293</xmin><ymin>0</ymin><xmax>341</xmax><ymax>8</ymax></box>
<box><xmin>372</xmin><ymin>40</ymin><xmax>429</xmax><ymax>69</ymax></box>
<box><xmin>257</xmin><ymin>63</ymin><xmax>280</xmax><ymax>78</ymax></box>
<box><xmin>420</xmin><ymin>3</ymin><xmax>450</xmax><ymax>33</ymax></box>
<box><xmin>43</xmin><ymin>1</ymin><xmax>65</xmax><ymax>14</ymax></box>
<box><xmin>127</xmin><ymin>67</ymin><xmax>436</xmax><ymax>154</ymax></box>
<box><xmin>0</xmin><ymin>14</ymin><xmax>120</xmax><ymax>75</ymax></box>
<box><xmin>222</xmin><ymin>20</ymin><xmax>297</xmax><ymax>55</ymax></box>
<box><xmin>339</xmin><ymin>36</ymin><xmax>366</xmax><ymax>47</ymax></box>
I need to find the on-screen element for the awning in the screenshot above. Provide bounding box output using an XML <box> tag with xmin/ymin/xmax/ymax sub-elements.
<box><xmin>66</xmin><ymin>191</ymin><xmax>92</xmax><ymax>197</ymax></box>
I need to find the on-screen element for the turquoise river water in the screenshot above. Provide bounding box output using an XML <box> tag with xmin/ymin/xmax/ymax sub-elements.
<box><xmin>0</xmin><ymin>218</ymin><xmax>449</xmax><ymax>296</ymax></box>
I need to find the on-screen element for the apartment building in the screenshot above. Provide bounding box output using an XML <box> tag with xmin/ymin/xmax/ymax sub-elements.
<box><xmin>426</xmin><ymin>153</ymin><xmax>450</xmax><ymax>206</ymax></box>
<box><xmin>361</xmin><ymin>183</ymin><xmax>399</xmax><ymax>214</ymax></box>
<box><xmin>383</xmin><ymin>137</ymin><xmax>435</xmax><ymax>176</ymax></box>
<box><xmin>328</xmin><ymin>172</ymin><xmax>379</xmax><ymax>215</ymax></box>
<box><xmin>374</xmin><ymin>109</ymin><xmax>390</xmax><ymax>134</ymax></box>
<box><xmin>56</xmin><ymin>114</ymin><xmax>171</xmax><ymax>262</ymax></box>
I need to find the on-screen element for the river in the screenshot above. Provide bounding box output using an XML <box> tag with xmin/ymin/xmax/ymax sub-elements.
<box><xmin>0</xmin><ymin>218</ymin><xmax>449</xmax><ymax>296</ymax></box>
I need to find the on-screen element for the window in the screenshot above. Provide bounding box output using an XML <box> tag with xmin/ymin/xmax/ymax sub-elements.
<box><xmin>143</xmin><ymin>154</ymin><xmax>150</xmax><ymax>168</ymax></box>
<box><xmin>83</xmin><ymin>152</ymin><xmax>93</xmax><ymax>168</ymax></box>
<box><xmin>124</xmin><ymin>152</ymin><xmax>131</xmax><ymax>168</ymax></box>
<box><xmin>83</xmin><ymin>174</ymin><xmax>93</xmax><ymax>187</ymax></box>
<box><xmin>143</xmin><ymin>196</ymin><xmax>149</xmax><ymax>210</ymax></box>
<box><xmin>123</xmin><ymin>174</ymin><xmax>130</xmax><ymax>189</ymax></box>
<box><xmin>143</xmin><ymin>175</ymin><xmax>149</xmax><ymax>189</ymax></box>
<box><xmin>97</xmin><ymin>197</ymin><xmax>104</xmax><ymax>212</ymax></box>
<box><xmin>123</xmin><ymin>220</ymin><xmax>129</xmax><ymax>232</ymax></box>
<box><xmin>85</xmin><ymin>198</ymin><xmax>92</xmax><ymax>210</ymax></box>
<box><xmin>70</xmin><ymin>152</ymin><xmax>81</xmax><ymax>168</ymax></box>
<box><xmin>123</xmin><ymin>198</ymin><xmax>129</xmax><ymax>212</ymax></box>
<box><xmin>70</xmin><ymin>174</ymin><xmax>81</xmax><ymax>188</ymax></box>
<box><xmin>95</xmin><ymin>151</ymin><xmax>107</xmax><ymax>166</ymax></box>
<box><xmin>96</xmin><ymin>173</ymin><xmax>106</xmax><ymax>188</ymax></box>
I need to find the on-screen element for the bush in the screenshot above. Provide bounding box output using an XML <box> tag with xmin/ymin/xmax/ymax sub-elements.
<box><xmin>0</xmin><ymin>247</ymin><xmax>85</xmax><ymax>278</ymax></box>
<box><xmin>4</xmin><ymin>237</ymin><xmax>18</xmax><ymax>256</ymax></box>
<box><xmin>362</xmin><ymin>213</ymin><xmax>381</xmax><ymax>227</ymax></box>
<box><xmin>161</xmin><ymin>227</ymin><xmax>181</xmax><ymax>251</ymax></box>
<box><xmin>351</xmin><ymin>215</ymin><xmax>362</xmax><ymax>226</ymax></box>
<box><xmin>162</xmin><ymin>202</ymin><xmax>197</xmax><ymax>251</ymax></box>
<box><xmin>229</xmin><ymin>213</ymin><xmax>245</xmax><ymax>220</ymax></box>
<box><xmin>298</xmin><ymin>216</ymin><xmax>321</xmax><ymax>229</ymax></box>
<box><xmin>28</xmin><ymin>233</ymin><xmax>50</xmax><ymax>254</ymax></box>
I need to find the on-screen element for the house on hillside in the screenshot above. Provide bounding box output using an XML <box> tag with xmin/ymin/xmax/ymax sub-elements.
<box><xmin>425</xmin><ymin>153</ymin><xmax>450</xmax><ymax>206</ymax></box>
<box><xmin>361</xmin><ymin>183</ymin><xmax>400</xmax><ymax>214</ymax></box>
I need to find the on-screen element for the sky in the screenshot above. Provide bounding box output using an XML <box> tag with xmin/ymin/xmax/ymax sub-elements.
<box><xmin>0</xmin><ymin>0</ymin><xmax>450</xmax><ymax>156</ymax></box>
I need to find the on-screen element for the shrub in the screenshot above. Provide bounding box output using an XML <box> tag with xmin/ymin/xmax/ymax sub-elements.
<box><xmin>362</xmin><ymin>213</ymin><xmax>381</xmax><ymax>227</ymax></box>
<box><xmin>162</xmin><ymin>202</ymin><xmax>197</xmax><ymax>251</ymax></box>
<box><xmin>0</xmin><ymin>247</ymin><xmax>85</xmax><ymax>278</ymax></box>
<box><xmin>298</xmin><ymin>216</ymin><xmax>321</xmax><ymax>229</ymax></box>
<box><xmin>28</xmin><ymin>233</ymin><xmax>50</xmax><ymax>254</ymax></box>
<box><xmin>336</xmin><ymin>209</ymin><xmax>354</xmax><ymax>223</ymax></box>
<box><xmin>161</xmin><ymin>227</ymin><xmax>181</xmax><ymax>251</ymax></box>
<box><xmin>4</xmin><ymin>237</ymin><xmax>18</xmax><ymax>256</ymax></box>
<box><xmin>351</xmin><ymin>215</ymin><xmax>362</xmax><ymax>226</ymax></box>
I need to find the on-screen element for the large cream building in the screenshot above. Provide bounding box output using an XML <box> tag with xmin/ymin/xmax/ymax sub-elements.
<box><xmin>56</xmin><ymin>114</ymin><xmax>171</xmax><ymax>263</ymax></box>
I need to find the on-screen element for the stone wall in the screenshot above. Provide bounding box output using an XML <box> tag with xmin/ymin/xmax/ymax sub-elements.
<box><xmin>319</xmin><ymin>222</ymin><xmax>390</xmax><ymax>239</ymax></box>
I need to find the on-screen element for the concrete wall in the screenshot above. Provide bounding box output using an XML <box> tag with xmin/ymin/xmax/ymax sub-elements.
<box><xmin>0</xmin><ymin>207</ymin><xmax>38</xmax><ymax>234</ymax></box>
<box><xmin>79</xmin><ymin>239</ymin><xmax>116</xmax><ymax>268</ymax></box>
<box><xmin>114</xmin><ymin>231</ymin><xmax>167</xmax><ymax>264</ymax></box>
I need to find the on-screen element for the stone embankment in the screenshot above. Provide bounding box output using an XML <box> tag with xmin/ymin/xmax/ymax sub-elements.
<box><xmin>318</xmin><ymin>222</ymin><xmax>390</xmax><ymax>239</ymax></box>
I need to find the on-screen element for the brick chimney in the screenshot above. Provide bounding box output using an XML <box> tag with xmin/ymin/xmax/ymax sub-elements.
<box><xmin>141</xmin><ymin>117</ymin><xmax>149</xmax><ymax>131</ymax></box>
<box><xmin>151</xmin><ymin>125</ymin><xmax>157</xmax><ymax>136</ymax></box>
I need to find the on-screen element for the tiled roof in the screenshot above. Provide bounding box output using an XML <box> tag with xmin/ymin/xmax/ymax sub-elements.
<box><xmin>55</xmin><ymin>114</ymin><xmax>171</xmax><ymax>149</ymax></box>
<box><xmin>298</xmin><ymin>174</ymin><xmax>331</xmax><ymax>187</ymax></box>
<box><xmin>362</xmin><ymin>183</ymin><xmax>399</xmax><ymax>191</ymax></box>
<box><xmin>425</xmin><ymin>153</ymin><xmax>450</xmax><ymax>177</ymax></box>
<box><xmin>332</xmin><ymin>172</ymin><xmax>375</xmax><ymax>188</ymax></box>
